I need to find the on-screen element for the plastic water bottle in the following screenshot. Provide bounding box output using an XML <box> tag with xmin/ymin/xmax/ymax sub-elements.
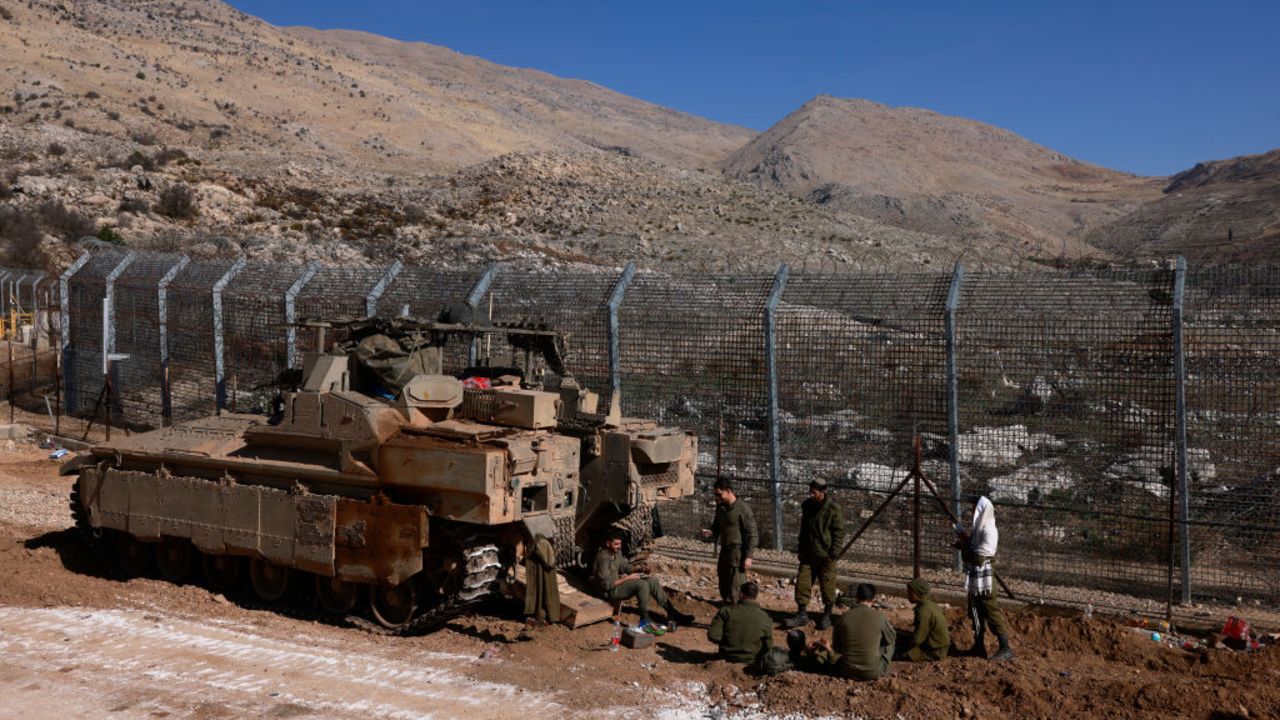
<box><xmin>609</xmin><ymin>621</ymin><xmax>622</xmax><ymax>652</ymax></box>
<box><xmin>1083</xmin><ymin>603</ymin><xmax>1094</xmax><ymax>620</ymax></box>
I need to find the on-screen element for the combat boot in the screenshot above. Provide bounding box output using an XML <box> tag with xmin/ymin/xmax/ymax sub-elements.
<box><xmin>990</xmin><ymin>635</ymin><xmax>1014</xmax><ymax>661</ymax></box>
<box><xmin>814</xmin><ymin>607</ymin><xmax>832</xmax><ymax>631</ymax></box>
<box><xmin>782</xmin><ymin>607</ymin><xmax>810</xmax><ymax>629</ymax></box>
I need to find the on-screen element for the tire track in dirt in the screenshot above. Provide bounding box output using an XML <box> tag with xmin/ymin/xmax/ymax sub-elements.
<box><xmin>0</xmin><ymin>606</ymin><xmax>568</xmax><ymax>720</ymax></box>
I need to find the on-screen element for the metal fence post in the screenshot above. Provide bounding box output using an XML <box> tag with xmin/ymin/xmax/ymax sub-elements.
<box><xmin>0</xmin><ymin>271</ymin><xmax>10</xmax><ymax>336</ymax></box>
<box><xmin>59</xmin><ymin>253</ymin><xmax>93</xmax><ymax>417</ymax></box>
<box><xmin>765</xmin><ymin>264</ymin><xmax>790</xmax><ymax>550</ymax></box>
<box><xmin>606</xmin><ymin>262</ymin><xmax>637</xmax><ymax>405</ymax></box>
<box><xmin>945</xmin><ymin>262</ymin><xmax>966</xmax><ymax>571</ymax></box>
<box><xmin>285</xmin><ymin>261</ymin><xmax>321</xmax><ymax>370</ymax></box>
<box><xmin>366</xmin><ymin>260</ymin><xmax>403</xmax><ymax>317</ymax></box>
<box><xmin>157</xmin><ymin>256</ymin><xmax>190</xmax><ymax>425</ymax></box>
<box><xmin>102</xmin><ymin>251</ymin><xmax>137</xmax><ymax>426</ymax></box>
<box><xmin>1172</xmin><ymin>256</ymin><xmax>1191</xmax><ymax>604</ymax></box>
<box><xmin>9</xmin><ymin>273</ymin><xmax>25</xmax><ymax>338</ymax></box>
<box><xmin>212</xmin><ymin>257</ymin><xmax>247</xmax><ymax>412</ymax></box>
<box><xmin>465</xmin><ymin>264</ymin><xmax>498</xmax><ymax>367</ymax></box>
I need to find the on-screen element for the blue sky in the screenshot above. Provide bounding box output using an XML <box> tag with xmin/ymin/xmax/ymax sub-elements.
<box><xmin>226</xmin><ymin>1</ymin><xmax>1278</xmax><ymax>176</ymax></box>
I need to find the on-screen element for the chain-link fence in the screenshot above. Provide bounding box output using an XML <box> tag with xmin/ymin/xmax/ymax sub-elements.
<box><xmin>32</xmin><ymin>249</ymin><xmax>1280</xmax><ymax>607</ymax></box>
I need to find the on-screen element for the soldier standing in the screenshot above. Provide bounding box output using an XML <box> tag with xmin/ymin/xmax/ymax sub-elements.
<box><xmin>784</xmin><ymin>478</ymin><xmax>844</xmax><ymax>630</ymax></box>
<box><xmin>522</xmin><ymin>534</ymin><xmax>560</xmax><ymax>626</ymax></box>
<box><xmin>955</xmin><ymin>495</ymin><xmax>1014</xmax><ymax>661</ymax></box>
<box><xmin>701</xmin><ymin>478</ymin><xmax>756</xmax><ymax>604</ymax></box>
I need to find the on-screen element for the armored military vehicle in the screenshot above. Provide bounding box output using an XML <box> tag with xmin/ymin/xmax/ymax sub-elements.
<box><xmin>65</xmin><ymin>316</ymin><xmax>696</xmax><ymax>632</ymax></box>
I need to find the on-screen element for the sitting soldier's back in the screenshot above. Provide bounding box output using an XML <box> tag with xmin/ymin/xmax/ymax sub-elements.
<box><xmin>707</xmin><ymin>588</ymin><xmax>773</xmax><ymax>665</ymax></box>
<box><xmin>829</xmin><ymin>603</ymin><xmax>895</xmax><ymax>680</ymax></box>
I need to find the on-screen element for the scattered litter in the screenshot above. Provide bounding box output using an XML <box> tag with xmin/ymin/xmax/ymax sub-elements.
<box><xmin>1221</xmin><ymin>616</ymin><xmax>1263</xmax><ymax>651</ymax></box>
<box><xmin>479</xmin><ymin>644</ymin><xmax>501</xmax><ymax>660</ymax></box>
<box><xmin>49</xmin><ymin>448</ymin><xmax>69</xmax><ymax>460</ymax></box>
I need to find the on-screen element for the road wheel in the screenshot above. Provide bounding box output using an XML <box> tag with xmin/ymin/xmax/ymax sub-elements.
<box><xmin>370</xmin><ymin>581</ymin><xmax>417</xmax><ymax>629</ymax></box>
<box><xmin>249</xmin><ymin>559</ymin><xmax>291</xmax><ymax>602</ymax></box>
<box><xmin>203</xmin><ymin>553</ymin><xmax>242</xmax><ymax>592</ymax></box>
<box><xmin>114</xmin><ymin>532</ymin><xmax>152</xmax><ymax>578</ymax></box>
<box><xmin>314</xmin><ymin>574</ymin><xmax>360</xmax><ymax>615</ymax></box>
<box><xmin>155</xmin><ymin>538</ymin><xmax>193</xmax><ymax>582</ymax></box>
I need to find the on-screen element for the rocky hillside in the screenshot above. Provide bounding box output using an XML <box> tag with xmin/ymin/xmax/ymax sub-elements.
<box><xmin>0</xmin><ymin>0</ymin><xmax>749</xmax><ymax>176</ymax></box>
<box><xmin>2</xmin><ymin>0</ymin><xmax>1274</xmax><ymax>273</ymax></box>
<box><xmin>1087</xmin><ymin>149</ymin><xmax>1280</xmax><ymax>264</ymax></box>
<box><xmin>721</xmin><ymin>96</ymin><xmax>1163</xmax><ymax>258</ymax></box>
<box><xmin>0</xmin><ymin>0</ymin><xmax>1006</xmax><ymax>272</ymax></box>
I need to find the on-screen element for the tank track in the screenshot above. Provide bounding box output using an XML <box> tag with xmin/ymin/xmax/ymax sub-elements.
<box><xmin>552</xmin><ymin>512</ymin><xmax>577</xmax><ymax>567</ymax></box>
<box><xmin>615</xmin><ymin>499</ymin><xmax>655</xmax><ymax>555</ymax></box>
<box><xmin>68</xmin><ymin>485</ymin><xmax>112</xmax><ymax>569</ymax></box>
<box><xmin>68</xmin><ymin>483</ymin><xmax>509</xmax><ymax>636</ymax></box>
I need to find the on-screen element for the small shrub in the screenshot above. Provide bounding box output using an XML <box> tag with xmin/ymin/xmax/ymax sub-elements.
<box><xmin>122</xmin><ymin>149</ymin><xmax>155</xmax><ymax>171</ymax></box>
<box><xmin>47</xmin><ymin>142</ymin><xmax>67</xmax><ymax>156</ymax></box>
<box><xmin>154</xmin><ymin>183</ymin><xmax>198</xmax><ymax>219</ymax></box>
<box><xmin>135</xmin><ymin>71</ymin><xmax>146</xmax><ymax>80</ymax></box>
<box><xmin>403</xmin><ymin>204</ymin><xmax>428</xmax><ymax>224</ymax></box>
<box><xmin>152</xmin><ymin>147</ymin><xmax>187</xmax><ymax>166</ymax></box>
<box><xmin>117</xmin><ymin>196</ymin><xmax>149</xmax><ymax>214</ymax></box>
<box><xmin>130</xmin><ymin>129</ymin><xmax>157</xmax><ymax>146</ymax></box>
<box><xmin>95</xmin><ymin>225</ymin><xmax>125</xmax><ymax>244</ymax></box>
<box><xmin>37</xmin><ymin>199</ymin><xmax>96</xmax><ymax>241</ymax></box>
<box><xmin>105</xmin><ymin>109</ymin><xmax>120</xmax><ymax>121</ymax></box>
<box><xmin>0</xmin><ymin>206</ymin><xmax>42</xmax><ymax>264</ymax></box>
<box><xmin>84</xmin><ymin>90</ymin><xmax>100</xmax><ymax>99</ymax></box>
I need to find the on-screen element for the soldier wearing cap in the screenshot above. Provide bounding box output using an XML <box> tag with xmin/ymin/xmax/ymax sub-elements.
<box><xmin>784</xmin><ymin>478</ymin><xmax>844</xmax><ymax>630</ymax></box>
<box><xmin>900</xmin><ymin>577</ymin><xmax>950</xmax><ymax>662</ymax></box>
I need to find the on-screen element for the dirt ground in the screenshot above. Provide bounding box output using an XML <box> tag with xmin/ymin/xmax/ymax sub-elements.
<box><xmin>2</xmin><ymin>439</ymin><xmax>1278</xmax><ymax>720</ymax></box>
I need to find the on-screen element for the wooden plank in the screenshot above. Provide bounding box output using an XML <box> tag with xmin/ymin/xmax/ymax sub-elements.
<box><xmin>513</xmin><ymin>566</ymin><xmax>615</xmax><ymax>629</ymax></box>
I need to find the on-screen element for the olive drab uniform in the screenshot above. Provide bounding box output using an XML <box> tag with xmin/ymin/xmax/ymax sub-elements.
<box><xmin>818</xmin><ymin>604</ymin><xmax>895</xmax><ymax>680</ymax></box>
<box><xmin>592</xmin><ymin>547</ymin><xmax>674</xmax><ymax>619</ymax></box>
<box><xmin>523</xmin><ymin>534</ymin><xmax>560</xmax><ymax>624</ymax></box>
<box><xmin>706</xmin><ymin>599</ymin><xmax>774</xmax><ymax>664</ymax></box>
<box><xmin>795</xmin><ymin>497</ymin><xmax>844</xmax><ymax>610</ymax></box>
<box><xmin>711</xmin><ymin>499</ymin><xmax>757</xmax><ymax>604</ymax></box>
<box><xmin>905</xmin><ymin>594</ymin><xmax>950</xmax><ymax>662</ymax></box>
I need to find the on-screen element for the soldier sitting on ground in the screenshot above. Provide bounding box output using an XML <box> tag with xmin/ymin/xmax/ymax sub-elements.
<box><xmin>792</xmin><ymin>582</ymin><xmax>895</xmax><ymax>681</ymax></box>
<box><xmin>592</xmin><ymin>530</ymin><xmax>694</xmax><ymax>634</ymax></box>
<box><xmin>707</xmin><ymin>581</ymin><xmax>774</xmax><ymax>666</ymax></box>
<box><xmin>898</xmin><ymin>578</ymin><xmax>950</xmax><ymax>662</ymax></box>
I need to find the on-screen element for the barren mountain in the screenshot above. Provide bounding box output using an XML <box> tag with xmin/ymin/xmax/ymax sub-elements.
<box><xmin>0</xmin><ymin>0</ymin><xmax>749</xmax><ymax>177</ymax></box>
<box><xmin>1087</xmin><ymin>149</ymin><xmax>1280</xmax><ymax>264</ymax></box>
<box><xmin>1</xmin><ymin>0</ymin><xmax>999</xmax><ymax>272</ymax></box>
<box><xmin>721</xmin><ymin>96</ymin><xmax>1163</xmax><ymax>258</ymax></box>
<box><xmin>2</xmin><ymin>0</ymin><xmax>1267</xmax><ymax>274</ymax></box>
